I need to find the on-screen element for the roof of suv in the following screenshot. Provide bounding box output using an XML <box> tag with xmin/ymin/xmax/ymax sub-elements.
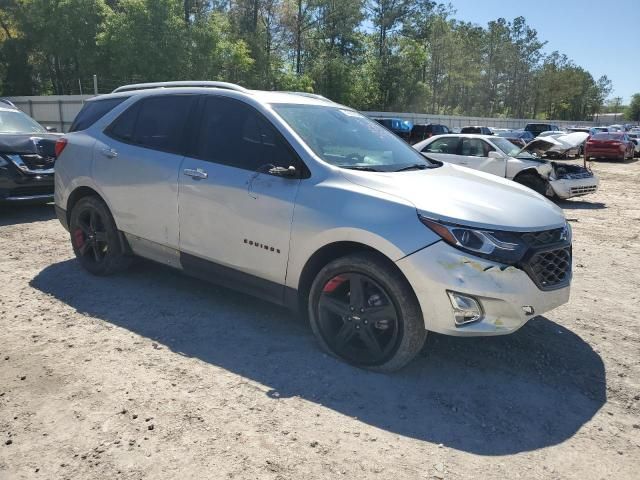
<box><xmin>92</xmin><ymin>82</ymin><xmax>341</xmax><ymax>109</ymax></box>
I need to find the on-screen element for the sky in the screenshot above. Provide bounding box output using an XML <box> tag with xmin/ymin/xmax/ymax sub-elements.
<box><xmin>447</xmin><ymin>0</ymin><xmax>638</xmax><ymax>103</ymax></box>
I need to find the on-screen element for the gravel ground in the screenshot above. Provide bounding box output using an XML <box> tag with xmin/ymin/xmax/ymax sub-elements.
<box><xmin>1</xmin><ymin>159</ymin><xmax>639</xmax><ymax>480</ymax></box>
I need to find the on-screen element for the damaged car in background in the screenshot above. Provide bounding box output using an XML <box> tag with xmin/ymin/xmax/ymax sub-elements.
<box><xmin>0</xmin><ymin>99</ymin><xmax>61</xmax><ymax>203</ymax></box>
<box><xmin>413</xmin><ymin>132</ymin><xmax>598</xmax><ymax>199</ymax></box>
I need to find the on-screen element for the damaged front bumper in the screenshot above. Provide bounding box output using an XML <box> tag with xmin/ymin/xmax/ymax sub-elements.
<box><xmin>549</xmin><ymin>164</ymin><xmax>599</xmax><ymax>199</ymax></box>
<box><xmin>396</xmin><ymin>241</ymin><xmax>570</xmax><ymax>336</ymax></box>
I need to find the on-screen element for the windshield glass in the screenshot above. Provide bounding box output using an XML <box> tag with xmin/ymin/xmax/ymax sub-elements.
<box><xmin>0</xmin><ymin>109</ymin><xmax>46</xmax><ymax>134</ymax></box>
<box><xmin>271</xmin><ymin>104</ymin><xmax>438</xmax><ymax>172</ymax></box>
<box><xmin>491</xmin><ymin>136</ymin><xmax>535</xmax><ymax>158</ymax></box>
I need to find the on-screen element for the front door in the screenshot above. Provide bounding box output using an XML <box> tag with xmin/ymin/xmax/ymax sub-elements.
<box><xmin>177</xmin><ymin>95</ymin><xmax>303</xmax><ymax>302</ymax></box>
<box><xmin>456</xmin><ymin>137</ymin><xmax>505</xmax><ymax>176</ymax></box>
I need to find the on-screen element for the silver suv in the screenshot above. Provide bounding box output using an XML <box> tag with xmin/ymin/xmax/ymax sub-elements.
<box><xmin>54</xmin><ymin>81</ymin><xmax>572</xmax><ymax>371</ymax></box>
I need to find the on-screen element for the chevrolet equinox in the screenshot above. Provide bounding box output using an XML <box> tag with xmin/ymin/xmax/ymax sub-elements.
<box><xmin>54</xmin><ymin>81</ymin><xmax>573</xmax><ymax>371</ymax></box>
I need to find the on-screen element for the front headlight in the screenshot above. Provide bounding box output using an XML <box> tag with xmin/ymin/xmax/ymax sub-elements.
<box><xmin>419</xmin><ymin>216</ymin><xmax>529</xmax><ymax>264</ymax></box>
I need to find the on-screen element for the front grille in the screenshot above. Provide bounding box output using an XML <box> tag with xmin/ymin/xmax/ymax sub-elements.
<box><xmin>570</xmin><ymin>185</ymin><xmax>597</xmax><ymax>195</ymax></box>
<box><xmin>524</xmin><ymin>246</ymin><xmax>571</xmax><ymax>290</ymax></box>
<box><xmin>521</xmin><ymin>228</ymin><xmax>564</xmax><ymax>247</ymax></box>
<box><xmin>19</xmin><ymin>154</ymin><xmax>55</xmax><ymax>171</ymax></box>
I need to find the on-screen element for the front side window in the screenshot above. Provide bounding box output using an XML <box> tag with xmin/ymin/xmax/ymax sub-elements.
<box><xmin>273</xmin><ymin>104</ymin><xmax>438</xmax><ymax>172</ymax></box>
<box><xmin>195</xmin><ymin>96</ymin><xmax>298</xmax><ymax>172</ymax></box>
<box><xmin>460</xmin><ymin>138</ymin><xmax>488</xmax><ymax>157</ymax></box>
<box><xmin>422</xmin><ymin>137</ymin><xmax>460</xmax><ymax>154</ymax></box>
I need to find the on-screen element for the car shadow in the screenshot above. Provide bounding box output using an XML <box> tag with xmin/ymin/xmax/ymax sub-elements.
<box><xmin>557</xmin><ymin>199</ymin><xmax>607</xmax><ymax>210</ymax></box>
<box><xmin>0</xmin><ymin>202</ymin><xmax>56</xmax><ymax>226</ymax></box>
<box><xmin>30</xmin><ymin>259</ymin><xmax>606</xmax><ymax>456</ymax></box>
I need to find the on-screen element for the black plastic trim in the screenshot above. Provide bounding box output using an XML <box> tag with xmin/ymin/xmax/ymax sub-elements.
<box><xmin>180</xmin><ymin>252</ymin><xmax>298</xmax><ymax>308</ymax></box>
<box><xmin>55</xmin><ymin>206</ymin><xmax>68</xmax><ymax>231</ymax></box>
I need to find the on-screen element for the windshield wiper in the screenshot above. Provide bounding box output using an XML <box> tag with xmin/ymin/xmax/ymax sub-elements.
<box><xmin>339</xmin><ymin>165</ymin><xmax>383</xmax><ymax>172</ymax></box>
<box><xmin>393</xmin><ymin>163</ymin><xmax>430</xmax><ymax>172</ymax></box>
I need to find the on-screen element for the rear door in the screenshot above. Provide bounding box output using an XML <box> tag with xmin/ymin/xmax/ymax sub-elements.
<box><xmin>92</xmin><ymin>94</ymin><xmax>197</xmax><ymax>249</ymax></box>
<box><xmin>177</xmin><ymin>95</ymin><xmax>304</xmax><ymax>301</ymax></box>
<box><xmin>419</xmin><ymin>136</ymin><xmax>461</xmax><ymax>164</ymax></box>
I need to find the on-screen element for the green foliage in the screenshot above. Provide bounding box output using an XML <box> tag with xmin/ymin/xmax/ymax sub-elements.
<box><xmin>624</xmin><ymin>94</ymin><xmax>639</xmax><ymax>121</ymax></box>
<box><xmin>0</xmin><ymin>0</ymin><xmax>616</xmax><ymax>120</ymax></box>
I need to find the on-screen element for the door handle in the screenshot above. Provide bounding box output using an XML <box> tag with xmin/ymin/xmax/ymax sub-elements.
<box><xmin>183</xmin><ymin>168</ymin><xmax>208</xmax><ymax>179</ymax></box>
<box><xmin>101</xmin><ymin>147</ymin><xmax>118</xmax><ymax>158</ymax></box>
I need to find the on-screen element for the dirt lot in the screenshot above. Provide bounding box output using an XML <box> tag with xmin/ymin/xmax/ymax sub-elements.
<box><xmin>1</xmin><ymin>159</ymin><xmax>639</xmax><ymax>480</ymax></box>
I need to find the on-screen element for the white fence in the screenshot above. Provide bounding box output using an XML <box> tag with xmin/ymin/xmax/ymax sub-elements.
<box><xmin>7</xmin><ymin>95</ymin><xmax>93</xmax><ymax>132</ymax></box>
<box><xmin>7</xmin><ymin>95</ymin><xmax>599</xmax><ymax>133</ymax></box>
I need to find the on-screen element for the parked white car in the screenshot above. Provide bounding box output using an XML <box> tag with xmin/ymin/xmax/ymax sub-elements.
<box><xmin>627</xmin><ymin>132</ymin><xmax>640</xmax><ymax>157</ymax></box>
<box><xmin>413</xmin><ymin>134</ymin><xmax>598</xmax><ymax>199</ymax></box>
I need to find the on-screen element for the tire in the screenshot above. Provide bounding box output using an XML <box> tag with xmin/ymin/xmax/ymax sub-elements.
<box><xmin>68</xmin><ymin>195</ymin><xmax>131</xmax><ymax>275</ymax></box>
<box><xmin>308</xmin><ymin>252</ymin><xmax>427</xmax><ymax>372</ymax></box>
<box><xmin>514</xmin><ymin>173</ymin><xmax>549</xmax><ymax>197</ymax></box>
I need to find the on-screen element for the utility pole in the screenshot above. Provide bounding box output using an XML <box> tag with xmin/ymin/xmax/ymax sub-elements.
<box><xmin>93</xmin><ymin>75</ymin><xmax>98</xmax><ymax>95</ymax></box>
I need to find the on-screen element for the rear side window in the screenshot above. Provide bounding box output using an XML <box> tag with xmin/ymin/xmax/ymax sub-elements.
<box><xmin>422</xmin><ymin>137</ymin><xmax>460</xmax><ymax>154</ymax></box>
<box><xmin>106</xmin><ymin>95</ymin><xmax>196</xmax><ymax>154</ymax></box>
<box><xmin>70</xmin><ymin>97</ymin><xmax>129</xmax><ymax>132</ymax></box>
<box><xmin>194</xmin><ymin>96</ymin><xmax>298</xmax><ymax>172</ymax></box>
<box><xmin>107</xmin><ymin>101</ymin><xmax>141</xmax><ymax>143</ymax></box>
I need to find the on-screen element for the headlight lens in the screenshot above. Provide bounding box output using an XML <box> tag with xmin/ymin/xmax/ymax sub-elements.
<box><xmin>419</xmin><ymin>216</ymin><xmax>529</xmax><ymax>264</ymax></box>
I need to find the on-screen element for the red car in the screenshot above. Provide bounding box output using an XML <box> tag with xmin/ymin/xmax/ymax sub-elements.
<box><xmin>585</xmin><ymin>132</ymin><xmax>635</xmax><ymax>161</ymax></box>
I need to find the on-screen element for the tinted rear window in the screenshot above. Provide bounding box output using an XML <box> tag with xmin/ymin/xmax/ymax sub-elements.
<box><xmin>592</xmin><ymin>133</ymin><xmax>622</xmax><ymax>140</ymax></box>
<box><xmin>70</xmin><ymin>97</ymin><xmax>129</xmax><ymax>132</ymax></box>
<box><xmin>106</xmin><ymin>95</ymin><xmax>195</xmax><ymax>154</ymax></box>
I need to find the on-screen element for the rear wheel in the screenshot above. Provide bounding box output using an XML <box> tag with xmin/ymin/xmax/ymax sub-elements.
<box><xmin>69</xmin><ymin>196</ymin><xmax>131</xmax><ymax>275</ymax></box>
<box><xmin>308</xmin><ymin>253</ymin><xmax>426</xmax><ymax>372</ymax></box>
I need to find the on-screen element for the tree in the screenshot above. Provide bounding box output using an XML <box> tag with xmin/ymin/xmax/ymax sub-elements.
<box><xmin>626</xmin><ymin>93</ymin><xmax>640</xmax><ymax>122</ymax></box>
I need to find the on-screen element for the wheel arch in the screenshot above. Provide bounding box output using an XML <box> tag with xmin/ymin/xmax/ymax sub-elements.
<box><xmin>295</xmin><ymin>241</ymin><xmax>419</xmax><ymax>315</ymax></box>
<box><xmin>513</xmin><ymin>167</ymin><xmax>546</xmax><ymax>183</ymax></box>
<box><xmin>66</xmin><ymin>186</ymin><xmax>104</xmax><ymax>225</ymax></box>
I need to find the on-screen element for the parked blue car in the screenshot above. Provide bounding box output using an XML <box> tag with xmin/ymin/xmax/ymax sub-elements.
<box><xmin>374</xmin><ymin>118</ymin><xmax>413</xmax><ymax>142</ymax></box>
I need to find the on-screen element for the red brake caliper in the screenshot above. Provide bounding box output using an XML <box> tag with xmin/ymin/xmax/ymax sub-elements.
<box><xmin>323</xmin><ymin>275</ymin><xmax>347</xmax><ymax>293</ymax></box>
<box><xmin>73</xmin><ymin>229</ymin><xmax>85</xmax><ymax>248</ymax></box>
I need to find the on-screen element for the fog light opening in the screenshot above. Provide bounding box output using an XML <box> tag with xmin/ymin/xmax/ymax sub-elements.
<box><xmin>522</xmin><ymin>305</ymin><xmax>535</xmax><ymax>316</ymax></box>
<box><xmin>447</xmin><ymin>291</ymin><xmax>483</xmax><ymax>326</ymax></box>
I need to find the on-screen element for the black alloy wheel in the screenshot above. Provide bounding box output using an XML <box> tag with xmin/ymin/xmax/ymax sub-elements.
<box><xmin>308</xmin><ymin>253</ymin><xmax>427</xmax><ymax>372</ymax></box>
<box><xmin>73</xmin><ymin>207</ymin><xmax>109</xmax><ymax>264</ymax></box>
<box><xmin>69</xmin><ymin>196</ymin><xmax>131</xmax><ymax>275</ymax></box>
<box><xmin>317</xmin><ymin>273</ymin><xmax>400</xmax><ymax>366</ymax></box>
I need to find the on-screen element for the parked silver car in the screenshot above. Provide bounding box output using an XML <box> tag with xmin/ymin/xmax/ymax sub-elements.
<box><xmin>54</xmin><ymin>82</ymin><xmax>573</xmax><ymax>371</ymax></box>
<box><xmin>413</xmin><ymin>133</ymin><xmax>598</xmax><ymax>199</ymax></box>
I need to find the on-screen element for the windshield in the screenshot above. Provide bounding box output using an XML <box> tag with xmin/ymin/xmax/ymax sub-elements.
<box><xmin>0</xmin><ymin>109</ymin><xmax>46</xmax><ymax>134</ymax></box>
<box><xmin>271</xmin><ymin>104</ymin><xmax>438</xmax><ymax>172</ymax></box>
<box><xmin>491</xmin><ymin>136</ymin><xmax>535</xmax><ymax>158</ymax></box>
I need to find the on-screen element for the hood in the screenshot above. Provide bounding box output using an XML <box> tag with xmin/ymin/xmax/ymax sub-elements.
<box><xmin>519</xmin><ymin>132</ymin><xmax>589</xmax><ymax>156</ymax></box>
<box><xmin>0</xmin><ymin>133</ymin><xmax>62</xmax><ymax>157</ymax></box>
<box><xmin>340</xmin><ymin>163</ymin><xmax>566</xmax><ymax>232</ymax></box>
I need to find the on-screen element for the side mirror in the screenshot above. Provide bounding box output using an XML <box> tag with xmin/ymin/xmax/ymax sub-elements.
<box><xmin>45</xmin><ymin>126</ymin><xmax>58</xmax><ymax>132</ymax></box>
<box><xmin>268</xmin><ymin>165</ymin><xmax>298</xmax><ymax>178</ymax></box>
<box><xmin>488</xmin><ymin>151</ymin><xmax>503</xmax><ymax>159</ymax></box>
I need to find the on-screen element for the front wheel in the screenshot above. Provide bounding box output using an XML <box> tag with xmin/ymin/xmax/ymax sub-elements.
<box><xmin>308</xmin><ymin>253</ymin><xmax>427</xmax><ymax>372</ymax></box>
<box><xmin>68</xmin><ymin>196</ymin><xmax>131</xmax><ymax>275</ymax></box>
<box><xmin>514</xmin><ymin>173</ymin><xmax>549</xmax><ymax>197</ymax></box>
